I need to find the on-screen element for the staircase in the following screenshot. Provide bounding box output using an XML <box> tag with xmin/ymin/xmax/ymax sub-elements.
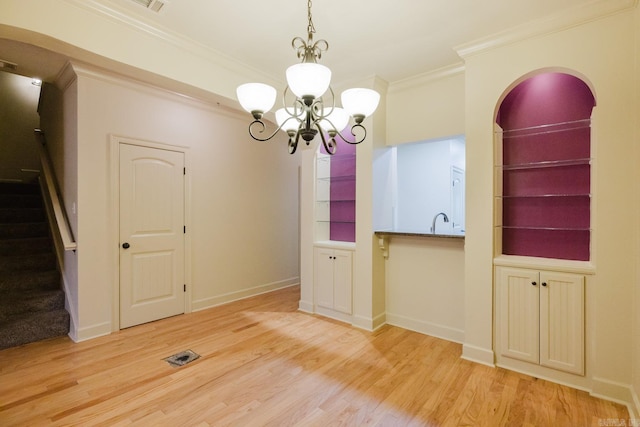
<box><xmin>0</xmin><ymin>182</ymin><xmax>69</xmax><ymax>350</ymax></box>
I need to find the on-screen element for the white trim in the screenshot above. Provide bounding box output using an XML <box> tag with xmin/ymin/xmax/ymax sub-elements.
<box><xmin>75</xmin><ymin>321</ymin><xmax>112</xmax><ymax>342</ymax></box>
<box><xmin>591</xmin><ymin>377</ymin><xmax>637</xmax><ymax>411</ymax></box>
<box><xmin>191</xmin><ymin>278</ymin><xmax>300</xmax><ymax>312</ymax></box>
<box><xmin>386</xmin><ymin>313</ymin><xmax>464</xmax><ymax>344</ymax></box>
<box><xmin>351</xmin><ymin>312</ymin><xmax>387</xmax><ymax>332</ymax></box>
<box><xmin>109</xmin><ymin>135</ymin><xmax>192</xmax><ymax>332</ymax></box>
<box><xmin>61</xmin><ymin>268</ymin><xmax>79</xmax><ymax>342</ymax></box>
<box><xmin>493</xmin><ymin>255</ymin><xmax>596</xmax><ymax>275</ymax></box>
<box><xmin>61</xmin><ymin>0</ymin><xmax>279</xmax><ymax>85</ymax></box>
<box><xmin>298</xmin><ymin>300</ymin><xmax>314</xmax><ymax>313</ymax></box>
<box><xmin>389</xmin><ymin>63</ymin><xmax>465</xmax><ymax>93</ymax></box>
<box><xmin>461</xmin><ymin>343</ymin><xmax>496</xmax><ymax>367</ymax></box>
<box><xmin>69</xmin><ymin>62</ymin><xmax>245</xmax><ymax>120</ymax></box>
<box><xmin>630</xmin><ymin>385</ymin><xmax>640</xmax><ymax>420</ymax></box>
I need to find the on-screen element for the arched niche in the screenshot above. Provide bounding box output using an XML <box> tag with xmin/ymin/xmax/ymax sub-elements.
<box><xmin>495</xmin><ymin>71</ymin><xmax>596</xmax><ymax>261</ymax></box>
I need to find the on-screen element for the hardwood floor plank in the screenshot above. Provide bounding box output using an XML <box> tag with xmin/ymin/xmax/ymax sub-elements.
<box><xmin>0</xmin><ymin>285</ymin><xmax>629</xmax><ymax>426</ymax></box>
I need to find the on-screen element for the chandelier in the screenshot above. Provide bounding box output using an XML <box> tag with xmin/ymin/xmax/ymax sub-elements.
<box><xmin>236</xmin><ymin>0</ymin><xmax>380</xmax><ymax>155</ymax></box>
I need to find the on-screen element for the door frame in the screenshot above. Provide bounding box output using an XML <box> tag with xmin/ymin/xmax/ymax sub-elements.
<box><xmin>109</xmin><ymin>135</ymin><xmax>192</xmax><ymax>332</ymax></box>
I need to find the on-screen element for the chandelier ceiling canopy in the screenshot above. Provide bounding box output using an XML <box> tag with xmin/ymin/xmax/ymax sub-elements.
<box><xmin>236</xmin><ymin>0</ymin><xmax>380</xmax><ymax>155</ymax></box>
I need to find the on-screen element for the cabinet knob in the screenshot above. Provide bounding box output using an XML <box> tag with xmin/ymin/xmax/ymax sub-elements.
<box><xmin>531</xmin><ymin>281</ymin><xmax>537</xmax><ymax>286</ymax></box>
<box><xmin>122</xmin><ymin>242</ymin><xmax>130</xmax><ymax>249</ymax></box>
<box><xmin>542</xmin><ymin>282</ymin><xmax>547</xmax><ymax>287</ymax></box>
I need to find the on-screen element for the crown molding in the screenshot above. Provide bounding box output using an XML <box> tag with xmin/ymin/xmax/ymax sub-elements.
<box><xmin>389</xmin><ymin>63</ymin><xmax>465</xmax><ymax>93</ymax></box>
<box><xmin>455</xmin><ymin>0</ymin><xmax>638</xmax><ymax>59</ymax></box>
<box><xmin>60</xmin><ymin>0</ymin><xmax>280</xmax><ymax>85</ymax></box>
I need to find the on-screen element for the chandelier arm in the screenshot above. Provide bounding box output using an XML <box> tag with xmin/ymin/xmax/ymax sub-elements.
<box><xmin>248</xmin><ymin>119</ymin><xmax>286</xmax><ymax>142</ymax></box>
<box><xmin>317</xmin><ymin>123</ymin><xmax>337</xmax><ymax>155</ymax></box>
<box><xmin>288</xmin><ymin>130</ymin><xmax>301</xmax><ymax>154</ymax></box>
<box><xmin>331</xmin><ymin>123</ymin><xmax>367</xmax><ymax>145</ymax></box>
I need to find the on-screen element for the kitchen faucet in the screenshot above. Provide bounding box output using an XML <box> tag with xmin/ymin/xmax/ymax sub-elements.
<box><xmin>430</xmin><ymin>212</ymin><xmax>449</xmax><ymax>234</ymax></box>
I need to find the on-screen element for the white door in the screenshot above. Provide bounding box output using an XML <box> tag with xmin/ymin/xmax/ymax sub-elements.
<box><xmin>539</xmin><ymin>271</ymin><xmax>584</xmax><ymax>375</ymax></box>
<box><xmin>315</xmin><ymin>247</ymin><xmax>335</xmax><ymax>310</ymax></box>
<box><xmin>498</xmin><ymin>267</ymin><xmax>540</xmax><ymax>364</ymax></box>
<box><xmin>119</xmin><ymin>143</ymin><xmax>185</xmax><ymax>328</ymax></box>
<box><xmin>332</xmin><ymin>250</ymin><xmax>352</xmax><ymax>315</ymax></box>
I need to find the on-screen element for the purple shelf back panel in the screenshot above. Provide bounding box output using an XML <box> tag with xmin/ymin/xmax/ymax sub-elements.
<box><xmin>502</xmin><ymin>196</ymin><xmax>590</xmax><ymax>229</ymax></box>
<box><xmin>502</xmin><ymin>228</ymin><xmax>590</xmax><ymax>261</ymax></box>
<box><xmin>330</xmin><ymin>201</ymin><xmax>356</xmax><ymax>222</ymax></box>
<box><xmin>503</xmin><ymin>127</ymin><xmax>590</xmax><ymax>165</ymax></box>
<box><xmin>328</xmin><ymin>139</ymin><xmax>356</xmax><ymax>242</ymax></box>
<box><xmin>330</xmin><ymin>221</ymin><xmax>356</xmax><ymax>243</ymax></box>
<box><xmin>502</xmin><ymin>164</ymin><xmax>590</xmax><ymax>197</ymax></box>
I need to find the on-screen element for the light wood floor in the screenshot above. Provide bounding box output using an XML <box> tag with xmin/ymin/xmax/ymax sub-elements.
<box><xmin>0</xmin><ymin>286</ymin><xmax>629</xmax><ymax>426</ymax></box>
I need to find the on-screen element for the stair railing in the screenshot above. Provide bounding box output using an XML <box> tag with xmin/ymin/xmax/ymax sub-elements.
<box><xmin>33</xmin><ymin>129</ymin><xmax>77</xmax><ymax>252</ymax></box>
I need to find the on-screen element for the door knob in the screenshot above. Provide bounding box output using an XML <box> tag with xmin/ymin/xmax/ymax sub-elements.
<box><xmin>122</xmin><ymin>242</ymin><xmax>130</xmax><ymax>249</ymax></box>
<box><xmin>531</xmin><ymin>281</ymin><xmax>537</xmax><ymax>286</ymax></box>
<box><xmin>541</xmin><ymin>282</ymin><xmax>547</xmax><ymax>287</ymax></box>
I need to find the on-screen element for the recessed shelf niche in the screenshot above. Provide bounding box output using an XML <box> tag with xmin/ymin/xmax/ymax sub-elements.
<box><xmin>316</xmin><ymin>139</ymin><xmax>356</xmax><ymax>243</ymax></box>
<box><xmin>495</xmin><ymin>73</ymin><xmax>595</xmax><ymax>261</ymax></box>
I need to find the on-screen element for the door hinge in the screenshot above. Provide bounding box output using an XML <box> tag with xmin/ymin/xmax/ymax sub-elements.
<box><xmin>183</xmin><ymin>225</ymin><xmax>186</xmax><ymax>233</ymax></box>
<box><xmin>183</xmin><ymin>284</ymin><xmax>186</xmax><ymax>292</ymax></box>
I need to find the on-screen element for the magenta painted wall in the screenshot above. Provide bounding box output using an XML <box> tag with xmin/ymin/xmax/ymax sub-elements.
<box><xmin>497</xmin><ymin>73</ymin><xmax>595</xmax><ymax>261</ymax></box>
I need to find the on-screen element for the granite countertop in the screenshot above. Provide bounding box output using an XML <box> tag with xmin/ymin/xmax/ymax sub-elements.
<box><xmin>374</xmin><ymin>230</ymin><xmax>465</xmax><ymax>240</ymax></box>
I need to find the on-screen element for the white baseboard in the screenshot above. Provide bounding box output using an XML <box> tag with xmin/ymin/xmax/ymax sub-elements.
<box><xmin>298</xmin><ymin>300</ymin><xmax>314</xmax><ymax>313</ymax></box>
<box><xmin>461</xmin><ymin>343</ymin><xmax>495</xmax><ymax>367</ymax></box>
<box><xmin>74</xmin><ymin>321</ymin><xmax>112</xmax><ymax>342</ymax></box>
<box><xmin>191</xmin><ymin>277</ymin><xmax>299</xmax><ymax>312</ymax></box>
<box><xmin>351</xmin><ymin>312</ymin><xmax>387</xmax><ymax>332</ymax></box>
<box><xmin>591</xmin><ymin>377</ymin><xmax>637</xmax><ymax>414</ymax></box>
<box><xmin>61</xmin><ymin>273</ymin><xmax>79</xmax><ymax>342</ymax></box>
<box><xmin>386</xmin><ymin>312</ymin><xmax>465</xmax><ymax>344</ymax></box>
<box><xmin>630</xmin><ymin>385</ymin><xmax>639</xmax><ymax>420</ymax></box>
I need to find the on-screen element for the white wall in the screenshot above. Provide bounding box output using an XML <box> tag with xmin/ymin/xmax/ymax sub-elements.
<box><xmin>387</xmin><ymin>65</ymin><xmax>465</xmax><ymax>143</ymax></box>
<box><xmin>385</xmin><ymin>236</ymin><xmax>465</xmax><ymax>343</ymax></box>
<box><xmin>45</xmin><ymin>64</ymin><xmax>300</xmax><ymax>340</ymax></box>
<box><xmin>0</xmin><ymin>72</ymin><xmax>41</xmax><ymax>182</ymax></box>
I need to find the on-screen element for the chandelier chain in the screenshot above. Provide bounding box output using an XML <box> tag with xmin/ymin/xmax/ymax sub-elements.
<box><xmin>307</xmin><ymin>0</ymin><xmax>315</xmax><ymax>37</ymax></box>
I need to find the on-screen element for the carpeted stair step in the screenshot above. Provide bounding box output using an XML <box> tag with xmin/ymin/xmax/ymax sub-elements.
<box><xmin>0</xmin><ymin>237</ymin><xmax>52</xmax><ymax>256</ymax></box>
<box><xmin>0</xmin><ymin>269</ymin><xmax>60</xmax><ymax>291</ymax></box>
<box><xmin>0</xmin><ymin>182</ymin><xmax>41</xmax><ymax>195</ymax></box>
<box><xmin>0</xmin><ymin>289</ymin><xmax>65</xmax><ymax>322</ymax></box>
<box><xmin>0</xmin><ymin>208</ymin><xmax>45</xmax><ymax>223</ymax></box>
<box><xmin>0</xmin><ymin>194</ymin><xmax>43</xmax><ymax>209</ymax></box>
<box><xmin>0</xmin><ymin>222</ymin><xmax>49</xmax><ymax>239</ymax></box>
<box><xmin>0</xmin><ymin>252</ymin><xmax>57</xmax><ymax>273</ymax></box>
<box><xmin>0</xmin><ymin>309</ymin><xmax>69</xmax><ymax>350</ymax></box>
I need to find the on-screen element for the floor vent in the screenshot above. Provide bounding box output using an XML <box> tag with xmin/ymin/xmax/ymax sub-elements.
<box><xmin>129</xmin><ymin>0</ymin><xmax>166</xmax><ymax>13</ymax></box>
<box><xmin>164</xmin><ymin>349</ymin><xmax>200</xmax><ymax>367</ymax></box>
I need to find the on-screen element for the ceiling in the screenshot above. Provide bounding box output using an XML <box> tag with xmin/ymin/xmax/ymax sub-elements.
<box><xmin>1</xmin><ymin>0</ymin><xmax>600</xmax><ymax>91</ymax></box>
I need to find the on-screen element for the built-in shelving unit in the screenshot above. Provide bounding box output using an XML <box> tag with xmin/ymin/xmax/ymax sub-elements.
<box><xmin>495</xmin><ymin>119</ymin><xmax>591</xmax><ymax>261</ymax></box>
<box><xmin>316</xmin><ymin>147</ymin><xmax>356</xmax><ymax>243</ymax></box>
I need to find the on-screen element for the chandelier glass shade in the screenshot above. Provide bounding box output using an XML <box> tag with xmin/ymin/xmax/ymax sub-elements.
<box><xmin>236</xmin><ymin>0</ymin><xmax>380</xmax><ymax>155</ymax></box>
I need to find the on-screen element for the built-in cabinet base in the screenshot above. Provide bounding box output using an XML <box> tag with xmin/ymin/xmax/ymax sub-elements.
<box><xmin>313</xmin><ymin>243</ymin><xmax>354</xmax><ymax>324</ymax></box>
<box><xmin>496</xmin><ymin>265</ymin><xmax>584</xmax><ymax>376</ymax></box>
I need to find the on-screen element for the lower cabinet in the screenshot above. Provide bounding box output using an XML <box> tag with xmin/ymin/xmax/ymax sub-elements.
<box><xmin>315</xmin><ymin>247</ymin><xmax>352</xmax><ymax>315</ymax></box>
<box><xmin>496</xmin><ymin>266</ymin><xmax>584</xmax><ymax>375</ymax></box>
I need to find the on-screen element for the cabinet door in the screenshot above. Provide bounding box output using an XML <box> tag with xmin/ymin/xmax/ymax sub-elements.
<box><xmin>315</xmin><ymin>248</ymin><xmax>335</xmax><ymax>310</ymax></box>
<box><xmin>498</xmin><ymin>267</ymin><xmax>540</xmax><ymax>364</ymax></box>
<box><xmin>332</xmin><ymin>250</ymin><xmax>353</xmax><ymax>314</ymax></box>
<box><xmin>539</xmin><ymin>271</ymin><xmax>584</xmax><ymax>375</ymax></box>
